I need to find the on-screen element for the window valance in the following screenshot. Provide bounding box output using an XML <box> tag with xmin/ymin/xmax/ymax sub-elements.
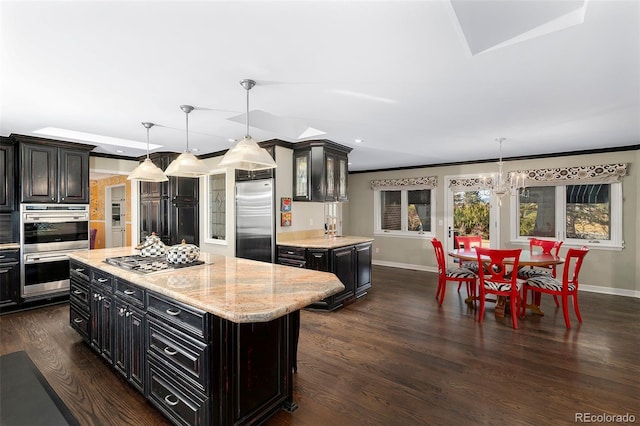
<box><xmin>370</xmin><ymin>176</ymin><xmax>438</xmax><ymax>190</ymax></box>
<box><xmin>512</xmin><ymin>163</ymin><xmax>628</xmax><ymax>187</ymax></box>
<box><xmin>448</xmin><ymin>177</ymin><xmax>491</xmax><ymax>192</ymax></box>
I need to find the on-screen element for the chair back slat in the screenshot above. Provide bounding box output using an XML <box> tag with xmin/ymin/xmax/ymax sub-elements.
<box><xmin>431</xmin><ymin>238</ymin><xmax>446</xmax><ymax>272</ymax></box>
<box><xmin>530</xmin><ymin>238</ymin><xmax>563</xmax><ymax>255</ymax></box>
<box><xmin>455</xmin><ymin>235</ymin><xmax>482</xmax><ymax>251</ymax></box>
<box><xmin>561</xmin><ymin>246</ymin><xmax>589</xmax><ymax>289</ymax></box>
<box><xmin>475</xmin><ymin>247</ymin><xmax>522</xmax><ymax>283</ymax></box>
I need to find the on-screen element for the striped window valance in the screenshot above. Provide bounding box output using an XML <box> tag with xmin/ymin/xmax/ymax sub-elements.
<box><xmin>370</xmin><ymin>176</ymin><xmax>438</xmax><ymax>190</ymax></box>
<box><xmin>512</xmin><ymin>163</ymin><xmax>628</xmax><ymax>187</ymax></box>
<box><xmin>448</xmin><ymin>177</ymin><xmax>492</xmax><ymax>192</ymax></box>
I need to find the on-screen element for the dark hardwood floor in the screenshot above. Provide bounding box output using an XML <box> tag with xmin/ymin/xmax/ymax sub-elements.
<box><xmin>1</xmin><ymin>265</ymin><xmax>638</xmax><ymax>425</ymax></box>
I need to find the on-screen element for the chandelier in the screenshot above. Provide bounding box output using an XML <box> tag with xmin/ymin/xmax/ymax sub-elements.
<box><xmin>482</xmin><ymin>138</ymin><xmax>525</xmax><ymax>205</ymax></box>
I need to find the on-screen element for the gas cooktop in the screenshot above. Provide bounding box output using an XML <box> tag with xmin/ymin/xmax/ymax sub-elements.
<box><xmin>105</xmin><ymin>255</ymin><xmax>205</xmax><ymax>274</ymax></box>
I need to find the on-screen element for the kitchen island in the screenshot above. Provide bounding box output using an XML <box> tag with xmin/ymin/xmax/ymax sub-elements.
<box><xmin>277</xmin><ymin>235</ymin><xmax>374</xmax><ymax>311</ymax></box>
<box><xmin>67</xmin><ymin>247</ymin><xmax>344</xmax><ymax>426</ymax></box>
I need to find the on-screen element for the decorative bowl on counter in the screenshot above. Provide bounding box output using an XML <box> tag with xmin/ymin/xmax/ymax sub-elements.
<box><xmin>135</xmin><ymin>232</ymin><xmax>167</xmax><ymax>257</ymax></box>
<box><xmin>167</xmin><ymin>239</ymin><xmax>200</xmax><ymax>264</ymax></box>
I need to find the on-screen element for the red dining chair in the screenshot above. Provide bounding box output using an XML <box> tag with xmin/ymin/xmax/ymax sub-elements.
<box><xmin>517</xmin><ymin>238</ymin><xmax>563</xmax><ymax>307</ymax></box>
<box><xmin>522</xmin><ymin>247</ymin><xmax>589</xmax><ymax>328</ymax></box>
<box><xmin>454</xmin><ymin>235</ymin><xmax>482</xmax><ymax>294</ymax></box>
<box><xmin>431</xmin><ymin>238</ymin><xmax>477</xmax><ymax>305</ymax></box>
<box><xmin>475</xmin><ymin>247</ymin><xmax>523</xmax><ymax>329</ymax></box>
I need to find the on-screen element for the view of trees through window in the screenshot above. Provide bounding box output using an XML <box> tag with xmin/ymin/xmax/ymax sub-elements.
<box><xmin>453</xmin><ymin>191</ymin><xmax>490</xmax><ymax>240</ymax></box>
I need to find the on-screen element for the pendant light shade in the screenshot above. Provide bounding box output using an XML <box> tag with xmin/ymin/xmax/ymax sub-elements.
<box><xmin>128</xmin><ymin>122</ymin><xmax>168</xmax><ymax>182</ymax></box>
<box><xmin>165</xmin><ymin>105</ymin><xmax>209</xmax><ymax>177</ymax></box>
<box><xmin>218</xmin><ymin>79</ymin><xmax>277</xmax><ymax>171</ymax></box>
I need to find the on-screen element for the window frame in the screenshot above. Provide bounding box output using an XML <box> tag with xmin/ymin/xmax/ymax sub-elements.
<box><xmin>204</xmin><ymin>169</ymin><xmax>228</xmax><ymax>246</ymax></box>
<box><xmin>510</xmin><ymin>182</ymin><xmax>623</xmax><ymax>250</ymax></box>
<box><xmin>373</xmin><ymin>185</ymin><xmax>436</xmax><ymax>239</ymax></box>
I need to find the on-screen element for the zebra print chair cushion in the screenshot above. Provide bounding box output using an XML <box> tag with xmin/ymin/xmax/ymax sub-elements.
<box><xmin>482</xmin><ymin>279</ymin><xmax>524</xmax><ymax>292</ymax></box>
<box><xmin>461</xmin><ymin>261</ymin><xmax>479</xmax><ymax>273</ymax></box>
<box><xmin>517</xmin><ymin>267</ymin><xmax>552</xmax><ymax>279</ymax></box>
<box><xmin>445</xmin><ymin>267</ymin><xmax>477</xmax><ymax>279</ymax></box>
<box><xmin>526</xmin><ymin>275</ymin><xmax>576</xmax><ymax>292</ymax></box>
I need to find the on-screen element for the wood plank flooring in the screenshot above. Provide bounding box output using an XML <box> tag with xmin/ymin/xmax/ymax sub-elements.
<box><xmin>1</xmin><ymin>265</ymin><xmax>639</xmax><ymax>425</ymax></box>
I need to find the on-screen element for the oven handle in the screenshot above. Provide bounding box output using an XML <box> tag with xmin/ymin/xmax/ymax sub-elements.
<box><xmin>25</xmin><ymin>253</ymin><xmax>71</xmax><ymax>263</ymax></box>
<box><xmin>23</xmin><ymin>213</ymin><xmax>88</xmax><ymax>222</ymax></box>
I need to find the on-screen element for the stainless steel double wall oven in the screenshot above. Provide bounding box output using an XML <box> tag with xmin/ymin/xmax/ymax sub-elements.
<box><xmin>20</xmin><ymin>204</ymin><xmax>90</xmax><ymax>298</ymax></box>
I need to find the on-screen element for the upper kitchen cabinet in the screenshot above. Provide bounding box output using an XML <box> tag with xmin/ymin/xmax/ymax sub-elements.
<box><xmin>292</xmin><ymin>140</ymin><xmax>351</xmax><ymax>202</ymax></box>
<box><xmin>12</xmin><ymin>134</ymin><xmax>94</xmax><ymax>204</ymax></box>
<box><xmin>0</xmin><ymin>137</ymin><xmax>15</xmax><ymax>212</ymax></box>
<box><xmin>235</xmin><ymin>142</ymin><xmax>276</xmax><ymax>181</ymax></box>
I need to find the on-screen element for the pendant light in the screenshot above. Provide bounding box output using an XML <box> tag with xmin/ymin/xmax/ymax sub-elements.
<box><xmin>164</xmin><ymin>105</ymin><xmax>209</xmax><ymax>177</ymax></box>
<box><xmin>218</xmin><ymin>79</ymin><xmax>277</xmax><ymax>171</ymax></box>
<box><xmin>127</xmin><ymin>122</ymin><xmax>168</xmax><ymax>182</ymax></box>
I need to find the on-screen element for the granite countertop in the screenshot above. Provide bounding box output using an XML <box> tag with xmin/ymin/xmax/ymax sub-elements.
<box><xmin>0</xmin><ymin>243</ymin><xmax>20</xmax><ymax>250</ymax></box>
<box><xmin>277</xmin><ymin>235</ymin><xmax>374</xmax><ymax>249</ymax></box>
<box><xmin>68</xmin><ymin>247</ymin><xmax>344</xmax><ymax>324</ymax></box>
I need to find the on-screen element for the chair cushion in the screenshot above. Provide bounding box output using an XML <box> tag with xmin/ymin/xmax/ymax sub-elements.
<box><xmin>460</xmin><ymin>261</ymin><xmax>479</xmax><ymax>273</ymax></box>
<box><xmin>527</xmin><ymin>275</ymin><xmax>575</xmax><ymax>292</ymax></box>
<box><xmin>445</xmin><ymin>267</ymin><xmax>477</xmax><ymax>279</ymax></box>
<box><xmin>517</xmin><ymin>267</ymin><xmax>552</xmax><ymax>279</ymax></box>
<box><xmin>482</xmin><ymin>279</ymin><xmax>523</xmax><ymax>292</ymax></box>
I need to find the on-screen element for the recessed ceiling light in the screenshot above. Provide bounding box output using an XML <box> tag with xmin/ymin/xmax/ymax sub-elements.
<box><xmin>227</xmin><ymin>138</ymin><xmax>236</xmax><ymax>143</ymax></box>
<box><xmin>116</xmin><ymin>149</ymin><xmax>124</xmax><ymax>153</ymax></box>
<box><xmin>33</xmin><ymin>127</ymin><xmax>162</xmax><ymax>151</ymax></box>
<box><xmin>354</xmin><ymin>139</ymin><xmax>363</xmax><ymax>143</ymax></box>
<box><xmin>191</xmin><ymin>148</ymin><xmax>199</xmax><ymax>152</ymax></box>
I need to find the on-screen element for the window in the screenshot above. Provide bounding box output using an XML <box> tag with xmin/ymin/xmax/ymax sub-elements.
<box><xmin>375</xmin><ymin>187</ymin><xmax>434</xmax><ymax>237</ymax></box>
<box><xmin>514</xmin><ymin>183</ymin><xmax>622</xmax><ymax>248</ymax></box>
<box><xmin>205</xmin><ymin>172</ymin><xmax>227</xmax><ymax>244</ymax></box>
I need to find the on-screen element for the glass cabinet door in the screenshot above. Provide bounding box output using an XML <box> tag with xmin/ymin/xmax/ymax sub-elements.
<box><xmin>338</xmin><ymin>156</ymin><xmax>348</xmax><ymax>201</ymax></box>
<box><xmin>325</xmin><ymin>154</ymin><xmax>335</xmax><ymax>200</ymax></box>
<box><xmin>293</xmin><ymin>151</ymin><xmax>310</xmax><ymax>201</ymax></box>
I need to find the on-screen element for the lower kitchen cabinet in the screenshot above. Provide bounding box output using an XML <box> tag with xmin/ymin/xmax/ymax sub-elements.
<box><xmin>278</xmin><ymin>241</ymin><xmax>373</xmax><ymax>311</ymax></box>
<box><xmin>114</xmin><ymin>298</ymin><xmax>145</xmax><ymax>393</ymax></box>
<box><xmin>0</xmin><ymin>248</ymin><xmax>20</xmax><ymax>308</ymax></box>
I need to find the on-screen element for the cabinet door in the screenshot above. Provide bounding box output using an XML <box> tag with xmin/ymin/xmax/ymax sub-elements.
<box><xmin>169</xmin><ymin>202</ymin><xmax>198</xmax><ymax>245</ymax></box>
<box><xmin>171</xmin><ymin>176</ymin><xmax>199</xmax><ymax>203</ymax></box>
<box><xmin>129</xmin><ymin>307</ymin><xmax>145</xmax><ymax>393</ymax></box>
<box><xmin>140</xmin><ymin>198</ymin><xmax>168</xmax><ymax>244</ymax></box>
<box><xmin>114</xmin><ymin>299</ymin><xmax>129</xmax><ymax>377</ymax></box>
<box><xmin>337</xmin><ymin>155</ymin><xmax>348</xmax><ymax>202</ymax></box>
<box><xmin>355</xmin><ymin>242</ymin><xmax>372</xmax><ymax>296</ymax></box>
<box><xmin>0</xmin><ymin>142</ymin><xmax>15</xmax><ymax>211</ymax></box>
<box><xmin>292</xmin><ymin>150</ymin><xmax>311</xmax><ymax>201</ymax></box>
<box><xmin>21</xmin><ymin>143</ymin><xmax>57</xmax><ymax>203</ymax></box>
<box><xmin>0</xmin><ymin>261</ymin><xmax>19</xmax><ymax>307</ymax></box>
<box><xmin>324</xmin><ymin>151</ymin><xmax>336</xmax><ymax>201</ymax></box>
<box><xmin>306</xmin><ymin>249</ymin><xmax>329</xmax><ymax>271</ymax></box>
<box><xmin>101</xmin><ymin>294</ymin><xmax>114</xmax><ymax>363</ymax></box>
<box><xmin>59</xmin><ymin>148</ymin><xmax>90</xmax><ymax>203</ymax></box>
<box><xmin>331</xmin><ymin>246</ymin><xmax>355</xmax><ymax>304</ymax></box>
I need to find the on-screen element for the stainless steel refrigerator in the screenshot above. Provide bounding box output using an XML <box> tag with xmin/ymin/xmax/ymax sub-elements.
<box><xmin>235</xmin><ymin>179</ymin><xmax>275</xmax><ymax>263</ymax></box>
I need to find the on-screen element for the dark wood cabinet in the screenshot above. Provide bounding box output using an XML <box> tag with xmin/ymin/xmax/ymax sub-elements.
<box><xmin>0</xmin><ymin>138</ymin><xmax>15</xmax><ymax>212</ymax></box>
<box><xmin>292</xmin><ymin>140</ymin><xmax>351</xmax><ymax>202</ymax></box>
<box><xmin>331</xmin><ymin>246</ymin><xmax>356</xmax><ymax>305</ymax></box>
<box><xmin>278</xmin><ymin>241</ymin><xmax>372</xmax><ymax>311</ymax></box>
<box><xmin>139</xmin><ymin>153</ymin><xmax>199</xmax><ymax>246</ymax></box>
<box><xmin>355</xmin><ymin>242</ymin><xmax>373</xmax><ymax>297</ymax></box>
<box><xmin>114</xmin><ymin>298</ymin><xmax>145</xmax><ymax>393</ymax></box>
<box><xmin>0</xmin><ymin>248</ymin><xmax>20</xmax><ymax>308</ymax></box>
<box><xmin>235</xmin><ymin>144</ymin><xmax>276</xmax><ymax>181</ymax></box>
<box><xmin>90</xmin><ymin>271</ymin><xmax>114</xmax><ymax>364</ymax></box>
<box><xmin>12</xmin><ymin>135</ymin><xmax>93</xmax><ymax>204</ymax></box>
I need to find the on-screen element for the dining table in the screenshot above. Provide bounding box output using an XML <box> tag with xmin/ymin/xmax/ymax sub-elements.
<box><xmin>448</xmin><ymin>248</ymin><xmax>565</xmax><ymax>317</ymax></box>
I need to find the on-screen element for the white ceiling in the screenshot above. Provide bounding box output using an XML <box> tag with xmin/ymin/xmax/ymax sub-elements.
<box><xmin>1</xmin><ymin>1</ymin><xmax>638</xmax><ymax>172</ymax></box>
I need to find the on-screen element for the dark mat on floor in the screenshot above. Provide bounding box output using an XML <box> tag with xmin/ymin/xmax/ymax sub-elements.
<box><xmin>0</xmin><ymin>351</ymin><xmax>79</xmax><ymax>426</ymax></box>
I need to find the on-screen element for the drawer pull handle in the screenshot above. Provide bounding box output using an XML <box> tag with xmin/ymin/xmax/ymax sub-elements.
<box><xmin>124</xmin><ymin>289</ymin><xmax>136</xmax><ymax>295</ymax></box>
<box><xmin>72</xmin><ymin>290</ymin><xmax>82</xmax><ymax>295</ymax></box>
<box><xmin>0</xmin><ymin>255</ymin><xmax>5</xmax><ymax>259</ymax></box>
<box><xmin>166</xmin><ymin>308</ymin><xmax>181</xmax><ymax>316</ymax></box>
<box><xmin>73</xmin><ymin>318</ymin><xmax>83</xmax><ymax>324</ymax></box>
<box><xmin>164</xmin><ymin>347</ymin><xmax>178</xmax><ymax>356</ymax></box>
<box><xmin>75</xmin><ymin>268</ymin><xmax>85</xmax><ymax>272</ymax></box>
<box><xmin>97</xmin><ymin>278</ymin><xmax>108</xmax><ymax>283</ymax></box>
<box><xmin>164</xmin><ymin>394</ymin><xmax>180</xmax><ymax>406</ymax></box>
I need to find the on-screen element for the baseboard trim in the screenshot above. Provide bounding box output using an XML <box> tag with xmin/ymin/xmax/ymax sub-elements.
<box><xmin>372</xmin><ymin>260</ymin><xmax>639</xmax><ymax>299</ymax></box>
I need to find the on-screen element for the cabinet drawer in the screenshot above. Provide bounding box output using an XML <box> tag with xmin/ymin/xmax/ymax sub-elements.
<box><xmin>147</xmin><ymin>318</ymin><xmax>209</xmax><ymax>392</ymax></box>
<box><xmin>0</xmin><ymin>249</ymin><xmax>19</xmax><ymax>264</ymax></box>
<box><xmin>147</xmin><ymin>292</ymin><xmax>208</xmax><ymax>340</ymax></box>
<box><xmin>70</xmin><ymin>302</ymin><xmax>90</xmax><ymax>342</ymax></box>
<box><xmin>277</xmin><ymin>246</ymin><xmax>306</xmax><ymax>261</ymax></box>
<box><xmin>70</xmin><ymin>278</ymin><xmax>90</xmax><ymax>307</ymax></box>
<box><xmin>115</xmin><ymin>279</ymin><xmax>145</xmax><ymax>307</ymax></box>
<box><xmin>91</xmin><ymin>269</ymin><xmax>113</xmax><ymax>291</ymax></box>
<box><xmin>147</xmin><ymin>360</ymin><xmax>209</xmax><ymax>426</ymax></box>
<box><xmin>69</xmin><ymin>260</ymin><xmax>90</xmax><ymax>282</ymax></box>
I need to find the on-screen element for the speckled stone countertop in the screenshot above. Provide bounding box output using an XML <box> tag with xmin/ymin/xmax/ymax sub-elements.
<box><xmin>277</xmin><ymin>235</ymin><xmax>374</xmax><ymax>249</ymax></box>
<box><xmin>0</xmin><ymin>243</ymin><xmax>20</xmax><ymax>250</ymax></box>
<box><xmin>68</xmin><ymin>247</ymin><xmax>345</xmax><ymax>324</ymax></box>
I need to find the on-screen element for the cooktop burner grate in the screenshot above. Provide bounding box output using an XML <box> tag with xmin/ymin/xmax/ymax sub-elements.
<box><xmin>105</xmin><ymin>255</ymin><xmax>205</xmax><ymax>274</ymax></box>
